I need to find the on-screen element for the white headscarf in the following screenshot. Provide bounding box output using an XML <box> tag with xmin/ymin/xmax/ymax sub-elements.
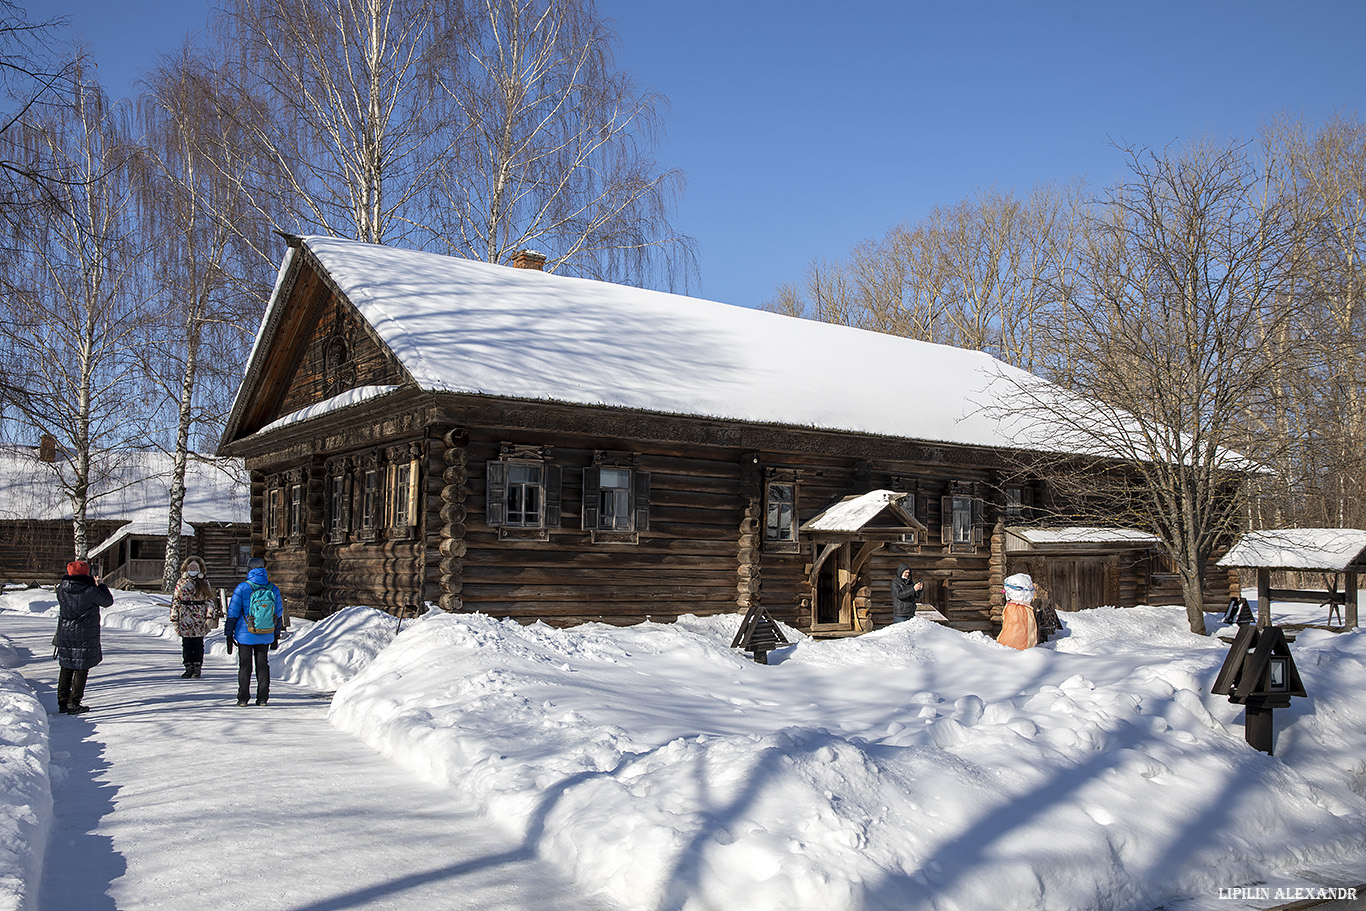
<box><xmin>1003</xmin><ymin>573</ymin><xmax>1035</xmax><ymax>605</ymax></box>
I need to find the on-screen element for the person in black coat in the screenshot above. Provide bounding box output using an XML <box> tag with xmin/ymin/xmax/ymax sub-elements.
<box><xmin>55</xmin><ymin>560</ymin><xmax>113</xmax><ymax>715</ymax></box>
<box><xmin>891</xmin><ymin>563</ymin><xmax>923</xmax><ymax>623</ymax></box>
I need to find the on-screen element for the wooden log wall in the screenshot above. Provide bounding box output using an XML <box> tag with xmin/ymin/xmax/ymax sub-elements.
<box><xmin>759</xmin><ymin>454</ymin><xmax>1001</xmax><ymax>635</ymax></box>
<box><xmin>189</xmin><ymin>524</ymin><xmax>252</xmax><ymax>595</ymax></box>
<box><xmin>456</xmin><ymin>435</ymin><xmax>744</xmax><ymax>626</ymax></box>
<box><xmin>434</xmin><ymin>427</ymin><xmax>468</xmax><ymax>611</ymax></box>
<box><xmin>0</xmin><ymin>519</ymin><xmax>123</xmax><ymax>585</ymax></box>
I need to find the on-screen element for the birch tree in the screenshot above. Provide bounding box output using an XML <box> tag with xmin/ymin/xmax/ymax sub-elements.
<box><xmin>137</xmin><ymin>49</ymin><xmax>278</xmax><ymax>590</ymax></box>
<box><xmin>0</xmin><ymin>69</ymin><xmax>150</xmax><ymax>558</ymax></box>
<box><xmin>429</xmin><ymin>0</ymin><xmax>692</xmax><ymax>285</ymax></box>
<box><xmin>0</xmin><ymin>1</ymin><xmax>79</xmax><ymax>216</ymax></box>
<box><xmin>211</xmin><ymin>0</ymin><xmax>447</xmax><ymax>246</ymax></box>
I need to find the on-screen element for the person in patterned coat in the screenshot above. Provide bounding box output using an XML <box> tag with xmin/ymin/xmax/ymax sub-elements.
<box><xmin>170</xmin><ymin>556</ymin><xmax>216</xmax><ymax>678</ymax></box>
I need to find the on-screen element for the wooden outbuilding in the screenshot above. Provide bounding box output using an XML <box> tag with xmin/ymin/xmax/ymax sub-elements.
<box><xmin>1004</xmin><ymin>526</ymin><xmax>1233</xmax><ymax>614</ymax></box>
<box><xmin>217</xmin><ymin>236</ymin><xmax>1238</xmax><ymax>635</ymax></box>
<box><xmin>0</xmin><ymin>444</ymin><xmax>251</xmax><ymax>590</ymax></box>
<box><xmin>1217</xmin><ymin>528</ymin><xmax>1365</xmax><ymax>630</ymax></box>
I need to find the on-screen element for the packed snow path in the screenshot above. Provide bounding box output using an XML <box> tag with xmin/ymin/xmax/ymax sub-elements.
<box><xmin>2</xmin><ymin>613</ymin><xmax>615</xmax><ymax>911</ymax></box>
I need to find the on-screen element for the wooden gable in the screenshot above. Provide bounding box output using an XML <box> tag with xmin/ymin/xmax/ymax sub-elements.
<box><xmin>226</xmin><ymin>246</ymin><xmax>413</xmax><ymax>441</ymax></box>
<box><xmin>273</xmin><ymin>284</ymin><xmax>409</xmax><ymax>419</ymax></box>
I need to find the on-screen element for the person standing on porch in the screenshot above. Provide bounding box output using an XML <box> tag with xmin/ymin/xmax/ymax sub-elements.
<box><xmin>55</xmin><ymin>560</ymin><xmax>113</xmax><ymax>714</ymax></box>
<box><xmin>891</xmin><ymin>563</ymin><xmax>924</xmax><ymax>623</ymax></box>
<box><xmin>170</xmin><ymin>556</ymin><xmax>216</xmax><ymax>678</ymax></box>
<box><xmin>225</xmin><ymin>557</ymin><xmax>283</xmax><ymax>706</ymax></box>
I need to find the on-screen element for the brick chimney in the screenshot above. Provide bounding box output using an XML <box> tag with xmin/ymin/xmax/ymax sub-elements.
<box><xmin>511</xmin><ymin>250</ymin><xmax>546</xmax><ymax>271</ymax></box>
<box><xmin>38</xmin><ymin>433</ymin><xmax>56</xmax><ymax>463</ymax></box>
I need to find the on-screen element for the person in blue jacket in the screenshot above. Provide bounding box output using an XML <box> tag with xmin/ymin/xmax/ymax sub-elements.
<box><xmin>225</xmin><ymin>556</ymin><xmax>284</xmax><ymax>706</ymax></box>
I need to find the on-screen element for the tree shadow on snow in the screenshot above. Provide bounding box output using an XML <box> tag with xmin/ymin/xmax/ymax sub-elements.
<box><xmin>35</xmin><ymin>681</ymin><xmax>123</xmax><ymax>911</ymax></box>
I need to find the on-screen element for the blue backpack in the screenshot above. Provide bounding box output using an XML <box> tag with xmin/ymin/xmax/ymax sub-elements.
<box><xmin>246</xmin><ymin>582</ymin><xmax>278</xmax><ymax>635</ymax></box>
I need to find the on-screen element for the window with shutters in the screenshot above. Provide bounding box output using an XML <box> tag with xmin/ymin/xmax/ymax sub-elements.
<box><xmin>286</xmin><ymin>471</ymin><xmax>305</xmax><ymax>543</ymax></box>
<box><xmin>941</xmin><ymin>487</ymin><xmax>984</xmax><ymax>552</ymax></box>
<box><xmin>1003</xmin><ymin>483</ymin><xmax>1036</xmax><ymax>521</ymax></box>
<box><xmin>485</xmin><ymin>445</ymin><xmax>561</xmax><ymax>541</ymax></box>
<box><xmin>1004</xmin><ymin>487</ymin><xmax>1023</xmax><ymax>519</ymax></box>
<box><xmin>582</xmin><ymin>456</ymin><xmax>651</xmax><ymax>543</ymax></box>
<box><xmin>358</xmin><ymin>463</ymin><xmax>380</xmax><ymax>541</ymax></box>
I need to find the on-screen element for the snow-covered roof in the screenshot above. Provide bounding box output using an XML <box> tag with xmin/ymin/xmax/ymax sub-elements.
<box><xmin>1008</xmin><ymin>527</ymin><xmax>1161</xmax><ymax>546</ymax></box>
<box><xmin>0</xmin><ymin>447</ymin><xmax>250</xmax><ymax>526</ymax></box>
<box><xmin>261</xmin><ymin>385</ymin><xmax>403</xmax><ymax>435</ymax></box>
<box><xmin>87</xmin><ymin>519</ymin><xmax>195</xmax><ymax>560</ymax></box>
<box><xmin>800</xmin><ymin>490</ymin><xmax>924</xmax><ymax>533</ymax></box>
<box><xmin>240</xmin><ymin>236</ymin><xmax>1116</xmax><ymax>456</ymax></box>
<box><xmin>1217</xmin><ymin>528</ymin><xmax>1366</xmax><ymax>571</ymax></box>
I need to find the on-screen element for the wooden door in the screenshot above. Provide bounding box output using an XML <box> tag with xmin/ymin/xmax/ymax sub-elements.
<box><xmin>813</xmin><ymin>545</ymin><xmax>854</xmax><ymax>629</ymax></box>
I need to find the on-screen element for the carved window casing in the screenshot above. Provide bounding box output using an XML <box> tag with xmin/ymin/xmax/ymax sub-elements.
<box><xmin>286</xmin><ymin>468</ymin><xmax>306</xmax><ymax>544</ymax></box>
<box><xmin>326</xmin><ymin>458</ymin><xmax>353</xmax><ymax>543</ymax></box>
<box><xmin>763</xmin><ymin>469</ymin><xmax>801</xmax><ymax>553</ymax></box>
<box><xmin>358</xmin><ymin>454</ymin><xmax>381</xmax><ymax>542</ymax></box>
<box><xmin>385</xmin><ymin>443</ymin><xmax>422</xmax><ymax>540</ymax></box>
<box><xmin>264</xmin><ymin>475</ymin><xmax>285</xmax><ymax>547</ymax></box>
<box><xmin>582</xmin><ymin>452</ymin><xmax>650</xmax><ymax>544</ymax></box>
<box><xmin>321</xmin><ymin>321</ymin><xmax>356</xmax><ymax>399</ymax></box>
<box><xmin>486</xmin><ymin>444</ymin><xmax>561</xmax><ymax>541</ymax></box>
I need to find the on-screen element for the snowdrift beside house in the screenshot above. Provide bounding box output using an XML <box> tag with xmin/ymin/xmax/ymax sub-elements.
<box><xmin>328</xmin><ymin>607</ymin><xmax>1366</xmax><ymax>911</ymax></box>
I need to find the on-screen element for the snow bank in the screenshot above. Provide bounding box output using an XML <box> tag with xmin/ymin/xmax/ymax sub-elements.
<box><xmin>3</xmin><ymin>586</ymin><xmax>1365</xmax><ymax>910</ymax></box>
<box><xmin>0</xmin><ymin>630</ymin><xmax>51</xmax><ymax>911</ymax></box>
<box><xmin>327</xmin><ymin>608</ymin><xmax>1366</xmax><ymax>911</ymax></box>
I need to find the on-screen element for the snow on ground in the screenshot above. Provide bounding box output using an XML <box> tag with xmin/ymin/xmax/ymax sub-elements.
<box><xmin>0</xmin><ymin>587</ymin><xmax>1363</xmax><ymax>911</ymax></box>
<box><xmin>0</xmin><ymin>624</ymin><xmax>50</xmax><ymax>911</ymax></box>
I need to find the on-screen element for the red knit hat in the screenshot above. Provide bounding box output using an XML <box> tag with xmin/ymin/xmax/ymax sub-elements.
<box><xmin>66</xmin><ymin>560</ymin><xmax>90</xmax><ymax>577</ymax></box>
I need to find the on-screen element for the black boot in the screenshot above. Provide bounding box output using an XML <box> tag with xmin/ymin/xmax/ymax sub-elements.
<box><xmin>191</xmin><ymin>664</ymin><xmax>201</xmax><ymax>678</ymax></box>
<box><xmin>181</xmin><ymin>665</ymin><xmax>194</xmax><ymax>678</ymax></box>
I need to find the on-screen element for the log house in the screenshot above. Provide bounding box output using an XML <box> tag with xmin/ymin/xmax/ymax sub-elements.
<box><xmin>218</xmin><ymin>236</ymin><xmax>1231</xmax><ymax>635</ymax></box>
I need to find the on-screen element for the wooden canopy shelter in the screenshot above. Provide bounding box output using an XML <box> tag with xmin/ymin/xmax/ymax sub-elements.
<box><xmin>1216</xmin><ymin>528</ymin><xmax>1366</xmax><ymax>630</ymax></box>
<box><xmin>798</xmin><ymin>490</ymin><xmax>926</xmax><ymax>635</ymax></box>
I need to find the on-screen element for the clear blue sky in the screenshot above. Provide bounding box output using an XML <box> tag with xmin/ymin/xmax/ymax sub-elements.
<box><xmin>33</xmin><ymin>0</ymin><xmax>1366</xmax><ymax>308</ymax></box>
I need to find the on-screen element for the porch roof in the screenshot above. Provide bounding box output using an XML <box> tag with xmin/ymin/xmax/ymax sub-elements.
<box><xmin>1217</xmin><ymin>528</ymin><xmax>1366</xmax><ymax>572</ymax></box>
<box><xmin>800</xmin><ymin>490</ymin><xmax>925</xmax><ymax>535</ymax></box>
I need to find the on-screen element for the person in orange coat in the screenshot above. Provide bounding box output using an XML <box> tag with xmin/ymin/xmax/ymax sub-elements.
<box><xmin>997</xmin><ymin>573</ymin><xmax>1038</xmax><ymax>650</ymax></box>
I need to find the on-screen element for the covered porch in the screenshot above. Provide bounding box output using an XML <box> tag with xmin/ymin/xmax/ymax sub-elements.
<box><xmin>798</xmin><ymin>490</ymin><xmax>927</xmax><ymax>637</ymax></box>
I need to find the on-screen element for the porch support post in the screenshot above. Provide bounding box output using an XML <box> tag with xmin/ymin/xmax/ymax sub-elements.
<box><xmin>1257</xmin><ymin>568</ymin><xmax>1272</xmax><ymax>629</ymax></box>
